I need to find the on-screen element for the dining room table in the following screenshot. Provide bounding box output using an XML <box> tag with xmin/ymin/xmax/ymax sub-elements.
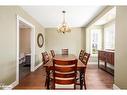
<box><xmin>43</xmin><ymin>54</ymin><xmax>86</xmax><ymax>89</ymax></box>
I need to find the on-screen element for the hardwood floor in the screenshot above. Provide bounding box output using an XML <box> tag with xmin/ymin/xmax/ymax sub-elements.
<box><xmin>86</xmin><ymin>64</ymin><xmax>113</xmax><ymax>89</ymax></box>
<box><xmin>14</xmin><ymin>63</ymin><xmax>113</xmax><ymax>90</ymax></box>
<box><xmin>19</xmin><ymin>63</ymin><xmax>30</xmax><ymax>80</ymax></box>
<box><xmin>15</xmin><ymin>66</ymin><xmax>46</xmax><ymax>89</ymax></box>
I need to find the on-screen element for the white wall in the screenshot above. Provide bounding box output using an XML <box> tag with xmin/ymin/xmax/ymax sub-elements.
<box><xmin>45</xmin><ymin>28</ymin><xmax>85</xmax><ymax>56</ymax></box>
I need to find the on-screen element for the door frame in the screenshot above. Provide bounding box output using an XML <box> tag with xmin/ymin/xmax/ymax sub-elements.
<box><xmin>16</xmin><ymin>15</ymin><xmax>35</xmax><ymax>84</ymax></box>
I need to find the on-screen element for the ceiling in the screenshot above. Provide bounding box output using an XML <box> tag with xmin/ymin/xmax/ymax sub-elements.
<box><xmin>94</xmin><ymin>7</ymin><xmax>116</xmax><ymax>26</ymax></box>
<box><xmin>22</xmin><ymin>6</ymin><xmax>105</xmax><ymax>28</ymax></box>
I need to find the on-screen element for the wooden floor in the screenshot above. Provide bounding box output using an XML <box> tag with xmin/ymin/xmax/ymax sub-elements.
<box><xmin>14</xmin><ymin>64</ymin><xmax>113</xmax><ymax>90</ymax></box>
<box><xmin>19</xmin><ymin>62</ymin><xmax>30</xmax><ymax>80</ymax></box>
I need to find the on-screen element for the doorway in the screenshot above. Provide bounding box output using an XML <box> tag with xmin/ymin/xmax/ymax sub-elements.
<box><xmin>16</xmin><ymin>16</ymin><xmax>35</xmax><ymax>84</ymax></box>
<box><xmin>19</xmin><ymin>21</ymin><xmax>31</xmax><ymax>80</ymax></box>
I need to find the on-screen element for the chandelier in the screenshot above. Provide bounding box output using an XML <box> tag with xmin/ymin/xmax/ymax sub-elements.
<box><xmin>57</xmin><ymin>11</ymin><xmax>71</xmax><ymax>34</ymax></box>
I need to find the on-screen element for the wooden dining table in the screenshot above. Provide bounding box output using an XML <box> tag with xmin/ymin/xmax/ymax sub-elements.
<box><xmin>43</xmin><ymin>54</ymin><xmax>86</xmax><ymax>89</ymax></box>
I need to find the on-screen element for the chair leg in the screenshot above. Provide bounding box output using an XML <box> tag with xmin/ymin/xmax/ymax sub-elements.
<box><xmin>74</xmin><ymin>84</ymin><xmax>76</xmax><ymax>89</ymax></box>
<box><xmin>84</xmin><ymin>76</ymin><xmax>86</xmax><ymax>89</ymax></box>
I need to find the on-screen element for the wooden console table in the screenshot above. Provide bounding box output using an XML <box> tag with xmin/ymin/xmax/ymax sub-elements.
<box><xmin>98</xmin><ymin>50</ymin><xmax>114</xmax><ymax>75</ymax></box>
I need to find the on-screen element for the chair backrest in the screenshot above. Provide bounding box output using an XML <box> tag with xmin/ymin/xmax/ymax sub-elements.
<box><xmin>81</xmin><ymin>52</ymin><xmax>90</xmax><ymax>65</ymax></box>
<box><xmin>62</xmin><ymin>49</ymin><xmax>68</xmax><ymax>55</ymax></box>
<box><xmin>50</xmin><ymin>50</ymin><xmax>55</xmax><ymax>57</ymax></box>
<box><xmin>41</xmin><ymin>52</ymin><xmax>50</xmax><ymax>64</ymax></box>
<box><xmin>79</xmin><ymin>50</ymin><xmax>85</xmax><ymax>61</ymax></box>
<box><xmin>52</xmin><ymin>59</ymin><xmax>78</xmax><ymax>89</ymax></box>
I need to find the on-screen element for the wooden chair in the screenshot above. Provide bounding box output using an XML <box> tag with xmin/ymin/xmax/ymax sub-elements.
<box><xmin>52</xmin><ymin>59</ymin><xmax>78</xmax><ymax>89</ymax></box>
<box><xmin>41</xmin><ymin>52</ymin><xmax>50</xmax><ymax>65</ymax></box>
<box><xmin>76</xmin><ymin>50</ymin><xmax>85</xmax><ymax>84</ymax></box>
<box><xmin>81</xmin><ymin>52</ymin><xmax>90</xmax><ymax>65</ymax></box>
<box><xmin>50</xmin><ymin>50</ymin><xmax>55</xmax><ymax>58</ymax></box>
<box><xmin>62</xmin><ymin>49</ymin><xmax>68</xmax><ymax>55</ymax></box>
<box><xmin>79</xmin><ymin>49</ymin><xmax>85</xmax><ymax>61</ymax></box>
<box><xmin>41</xmin><ymin>52</ymin><xmax>50</xmax><ymax>86</ymax></box>
<box><xmin>81</xmin><ymin>52</ymin><xmax>90</xmax><ymax>89</ymax></box>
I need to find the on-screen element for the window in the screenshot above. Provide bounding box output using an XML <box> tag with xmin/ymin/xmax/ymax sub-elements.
<box><xmin>90</xmin><ymin>28</ymin><xmax>102</xmax><ymax>55</ymax></box>
<box><xmin>104</xmin><ymin>23</ymin><xmax>115</xmax><ymax>50</ymax></box>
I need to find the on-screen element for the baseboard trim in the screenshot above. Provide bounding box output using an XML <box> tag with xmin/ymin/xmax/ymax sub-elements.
<box><xmin>5</xmin><ymin>81</ymin><xmax>18</xmax><ymax>89</ymax></box>
<box><xmin>34</xmin><ymin>62</ymin><xmax>43</xmax><ymax>71</ymax></box>
<box><xmin>5</xmin><ymin>63</ymin><xmax>42</xmax><ymax>89</ymax></box>
<box><xmin>113</xmin><ymin>84</ymin><xmax>120</xmax><ymax>90</ymax></box>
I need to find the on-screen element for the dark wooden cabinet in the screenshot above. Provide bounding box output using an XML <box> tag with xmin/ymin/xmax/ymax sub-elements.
<box><xmin>98</xmin><ymin>50</ymin><xmax>114</xmax><ymax>75</ymax></box>
<box><xmin>106</xmin><ymin>51</ymin><xmax>114</xmax><ymax>65</ymax></box>
<box><xmin>98</xmin><ymin>51</ymin><xmax>106</xmax><ymax>61</ymax></box>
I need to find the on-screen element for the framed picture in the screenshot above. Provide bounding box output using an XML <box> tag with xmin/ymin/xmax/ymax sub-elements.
<box><xmin>37</xmin><ymin>33</ymin><xmax>44</xmax><ymax>48</ymax></box>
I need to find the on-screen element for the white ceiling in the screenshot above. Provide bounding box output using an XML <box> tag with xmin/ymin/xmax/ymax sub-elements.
<box><xmin>94</xmin><ymin>7</ymin><xmax>116</xmax><ymax>25</ymax></box>
<box><xmin>22</xmin><ymin>6</ymin><xmax>105</xmax><ymax>28</ymax></box>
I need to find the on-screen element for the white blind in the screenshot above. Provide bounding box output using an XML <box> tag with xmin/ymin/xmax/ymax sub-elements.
<box><xmin>104</xmin><ymin>23</ymin><xmax>115</xmax><ymax>50</ymax></box>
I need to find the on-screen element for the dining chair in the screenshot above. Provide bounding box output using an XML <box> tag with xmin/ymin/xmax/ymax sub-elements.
<box><xmin>42</xmin><ymin>52</ymin><xmax>50</xmax><ymax>65</ymax></box>
<box><xmin>79</xmin><ymin>49</ymin><xmax>85</xmax><ymax>61</ymax></box>
<box><xmin>51</xmin><ymin>59</ymin><xmax>78</xmax><ymax>89</ymax></box>
<box><xmin>41</xmin><ymin>52</ymin><xmax>50</xmax><ymax>86</ymax></box>
<box><xmin>76</xmin><ymin>50</ymin><xmax>85</xmax><ymax>84</ymax></box>
<box><xmin>50</xmin><ymin>50</ymin><xmax>55</xmax><ymax>58</ymax></box>
<box><xmin>62</xmin><ymin>49</ymin><xmax>68</xmax><ymax>55</ymax></box>
<box><xmin>81</xmin><ymin>52</ymin><xmax>90</xmax><ymax>65</ymax></box>
<box><xmin>81</xmin><ymin>52</ymin><xmax>90</xmax><ymax>89</ymax></box>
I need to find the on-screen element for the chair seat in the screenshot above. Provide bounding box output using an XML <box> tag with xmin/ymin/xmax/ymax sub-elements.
<box><xmin>55</xmin><ymin>84</ymin><xmax>74</xmax><ymax>88</ymax></box>
<box><xmin>77</xmin><ymin>59</ymin><xmax>84</xmax><ymax>65</ymax></box>
<box><xmin>50</xmin><ymin>79</ymin><xmax>75</xmax><ymax>89</ymax></box>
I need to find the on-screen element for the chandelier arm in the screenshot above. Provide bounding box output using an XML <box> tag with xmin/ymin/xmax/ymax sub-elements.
<box><xmin>63</xmin><ymin>11</ymin><xmax>65</xmax><ymax>24</ymax></box>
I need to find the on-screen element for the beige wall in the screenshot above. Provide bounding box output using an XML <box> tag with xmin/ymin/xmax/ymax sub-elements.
<box><xmin>115</xmin><ymin>6</ymin><xmax>127</xmax><ymax>89</ymax></box>
<box><xmin>19</xmin><ymin>28</ymin><xmax>31</xmax><ymax>55</ymax></box>
<box><xmin>45</xmin><ymin>28</ymin><xmax>86</xmax><ymax>56</ymax></box>
<box><xmin>103</xmin><ymin>19</ymin><xmax>115</xmax><ymax>28</ymax></box>
<box><xmin>0</xmin><ymin>6</ymin><xmax>45</xmax><ymax>85</ymax></box>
